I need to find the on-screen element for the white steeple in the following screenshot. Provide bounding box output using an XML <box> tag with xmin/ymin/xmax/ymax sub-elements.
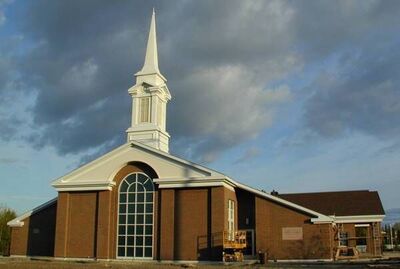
<box><xmin>126</xmin><ymin>10</ymin><xmax>171</xmax><ymax>153</ymax></box>
<box><xmin>135</xmin><ymin>9</ymin><xmax>166</xmax><ymax>82</ymax></box>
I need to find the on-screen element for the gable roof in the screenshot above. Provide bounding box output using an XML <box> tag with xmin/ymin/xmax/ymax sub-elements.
<box><xmin>50</xmin><ymin>140</ymin><xmax>332</xmax><ymax>223</ymax></box>
<box><xmin>51</xmin><ymin>141</ymin><xmax>226</xmax><ymax>191</ymax></box>
<box><xmin>278</xmin><ymin>190</ymin><xmax>385</xmax><ymax>217</ymax></box>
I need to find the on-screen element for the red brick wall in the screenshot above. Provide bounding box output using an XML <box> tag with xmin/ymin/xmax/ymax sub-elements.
<box><xmin>54</xmin><ymin>192</ymin><xmax>98</xmax><ymax>258</ymax></box>
<box><xmin>96</xmin><ymin>190</ymin><xmax>112</xmax><ymax>259</ymax></box>
<box><xmin>10</xmin><ymin>221</ymin><xmax>29</xmax><ymax>256</ymax></box>
<box><xmin>174</xmin><ymin>188</ymin><xmax>209</xmax><ymax>260</ymax></box>
<box><xmin>157</xmin><ymin>186</ymin><xmax>234</xmax><ymax>261</ymax></box>
<box><xmin>54</xmin><ymin>192</ymin><xmax>69</xmax><ymax>257</ymax></box>
<box><xmin>159</xmin><ymin>189</ymin><xmax>175</xmax><ymax>260</ymax></box>
<box><xmin>10</xmin><ymin>201</ymin><xmax>57</xmax><ymax>257</ymax></box>
<box><xmin>54</xmin><ymin>162</ymin><xmax>159</xmax><ymax>259</ymax></box>
<box><xmin>210</xmin><ymin>187</ymin><xmax>225</xmax><ymax>260</ymax></box>
<box><xmin>255</xmin><ymin>196</ymin><xmax>333</xmax><ymax>260</ymax></box>
<box><xmin>67</xmin><ymin>192</ymin><xmax>97</xmax><ymax>258</ymax></box>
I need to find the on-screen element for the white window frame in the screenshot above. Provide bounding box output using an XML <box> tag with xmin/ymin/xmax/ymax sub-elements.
<box><xmin>228</xmin><ymin>199</ymin><xmax>235</xmax><ymax>241</ymax></box>
<box><xmin>116</xmin><ymin>172</ymin><xmax>154</xmax><ymax>259</ymax></box>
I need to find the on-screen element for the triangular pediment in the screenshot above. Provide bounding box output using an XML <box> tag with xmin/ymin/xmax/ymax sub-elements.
<box><xmin>52</xmin><ymin>142</ymin><xmax>224</xmax><ymax>191</ymax></box>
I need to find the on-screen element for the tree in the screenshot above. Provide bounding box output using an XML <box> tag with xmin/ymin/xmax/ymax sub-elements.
<box><xmin>394</xmin><ymin>223</ymin><xmax>400</xmax><ymax>247</ymax></box>
<box><xmin>0</xmin><ymin>205</ymin><xmax>17</xmax><ymax>256</ymax></box>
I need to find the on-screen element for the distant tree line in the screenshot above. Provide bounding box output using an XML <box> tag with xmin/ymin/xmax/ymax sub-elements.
<box><xmin>383</xmin><ymin>223</ymin><xmax>400</xmax><ymax>251</ymax></box>
<box><xmin>0</xmin><ymin>205</ymin><xmax>17</xmax><ymax>256</ymax></box>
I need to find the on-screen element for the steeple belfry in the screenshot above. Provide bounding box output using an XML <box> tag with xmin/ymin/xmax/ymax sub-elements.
<box><xmin>126</xmin><ymin>10</ymin><xmax>171</xmax><ymax>153</ymax></box>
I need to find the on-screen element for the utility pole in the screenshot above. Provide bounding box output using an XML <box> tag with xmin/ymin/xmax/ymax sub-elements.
<box><xmin>390</xmin><ymin>223</ymin><xmax>394</xmax><ymax>250</ymax></box>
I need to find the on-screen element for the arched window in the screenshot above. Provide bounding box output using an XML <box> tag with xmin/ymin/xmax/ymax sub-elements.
<box><xmin>117</xmin><ymin>173</ymin><xmax>154</xmax><ymax>259</ymax></box>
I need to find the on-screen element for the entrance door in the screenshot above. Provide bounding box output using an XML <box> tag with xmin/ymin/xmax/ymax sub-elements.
<box><xmin>117</xmin><ymin>173</ymin><xmax>154</xmax><ymax>259</ymax></box>
<box><xmin>242</xmin><ymin>229</ymin><xmax>255</xmax><ymax>257</ymax></box>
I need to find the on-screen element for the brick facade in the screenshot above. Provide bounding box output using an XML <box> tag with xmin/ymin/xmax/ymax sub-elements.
<box><xmin>255</xmin><ymin>195</ymin><xmax>333</xmax><ymax>260</ymax></box>
<box><xmin>336</xmin><ymin>223</ymin><xmax>382</xmax><ymax>256</ymax></box>
<box><xmin>10</xmin><ymin>201</ymin><xmax>57</xmax><ymax>257</ymax></box>
<box><xmin>9</xmin><ymin>162</ymin><xmax>383</xmax><ymax>261</ymax></box>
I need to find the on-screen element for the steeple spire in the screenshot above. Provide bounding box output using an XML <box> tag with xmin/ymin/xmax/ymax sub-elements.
<box><xmin>135</xmin><ymin>9</ymin><xmax>166</xmax><ymax>82</ymax></box>
<box><xmin>127</xmin><ymin>10</ymin><xmax>171</xmax><ymax>153</ymax></box>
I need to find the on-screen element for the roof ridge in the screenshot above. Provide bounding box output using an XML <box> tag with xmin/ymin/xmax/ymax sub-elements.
<box><xmin>279</xmin><ymin>189</ymin><xmax>372</xmax><ymax>195</ymax></box>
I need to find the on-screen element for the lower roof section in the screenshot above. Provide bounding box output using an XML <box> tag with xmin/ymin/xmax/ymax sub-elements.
<box><xmin>155</xmin><ymin>176</ymin><xmax>333</xmax><ymax>224</ymax></box>
<box><xmin>278</xmin><ymin>190</ymin><xmax>385</xmax><ymax>217</ymax></box>
<box><xmin>7</xmin><ymin>198</ymin><xmax>57</xmax><ymax>227</ymax></box>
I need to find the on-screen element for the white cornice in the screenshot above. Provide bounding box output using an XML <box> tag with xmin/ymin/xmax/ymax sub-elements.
<box><xmin>51</xmin><ymin>143</ymin><xmax>130</xmax><ymax>187</ymax></box>
<box><xmin>51</xmin><ymin>142</ymin><xmax>221</xmax><ymax>191</ymax></box>
<box><xmin>331</xmin><ymin>214</ymin><xmax>385</xmax><ymax>223</ymax></box>
<box><xmin>52</xmin><ymin>181</ymin><xmax>116</xmax><ymax>192</ymax></box>
<box><xmin>154</xmin><ymin>176</ymin><xmax>236</xmax><ymax>191</ymax></box>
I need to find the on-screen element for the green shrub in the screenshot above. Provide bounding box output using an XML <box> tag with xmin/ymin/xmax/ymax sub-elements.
<box><xmin>0</xmin><ymin>206</ymin><xmax>17</xmax><ymax>256</ymax></box>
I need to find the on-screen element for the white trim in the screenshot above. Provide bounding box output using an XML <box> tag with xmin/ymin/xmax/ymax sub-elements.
<box><xmin>227</xmin><ymin>199</ymin><xmax>235</xmax><ymax>240</ymax></box>
<box><xmin>53</xmin><ymin>181</ymin><xmax>116</xmax><ymax>192</ymax></box>
<box><xmin>53</xmin><ymin>257</ymin><xmax>96</xmax><ymax>262</ymax></box>
<box><xmin>131</xmin><ymin>142</ymin><xmax>224</xmax><ymax>177</ymax></box>
<box><xmin>153</xmin><ymin>176</ymin><xmax>236</xmax><ymax>191</ymax></box>
<box><xmin>116</xmin><ymin>172</ymin><xmax>155</xmax><ymax>259</ymax></box>
<box><xmin>331</xmin><ymin>215</ymin><xmax>385</xmax><ymax>223</ymax></box>
<box><xmin>355</xmin><ymin>224</ymin><xmax>370</xmax><ymax>227</ymax></box>
<box><xmin>51</xmin><ymin>143</ymin><xmax>130</xmax><ymax>187</ymax></box>
<box><xmin>7</xmin><ymin>198</ymin><xmax>57</xmax><ymax>227</ymax></box>
<box><xmin>51</xmin><ymin>142</ymin><xmax>224</xmax><ymax>191</ymax></box>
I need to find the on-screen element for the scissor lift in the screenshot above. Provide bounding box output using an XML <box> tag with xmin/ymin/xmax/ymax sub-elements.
<box><xmin>222</xmin><ymin>230</ymin><xmax>247</xmax><ymax>262</ymax></box>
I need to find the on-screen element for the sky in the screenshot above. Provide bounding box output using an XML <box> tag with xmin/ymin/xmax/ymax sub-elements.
<box><xmin>0</xmin><ymin>0</ymin><xmax>399</xmax><ymax>214</ymax></box>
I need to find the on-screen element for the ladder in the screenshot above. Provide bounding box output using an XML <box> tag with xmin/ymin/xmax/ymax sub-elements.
<box><xmin>372</xmin><ymin>222</ymin><xmax>381</xmax><ymax>256</ymax></box>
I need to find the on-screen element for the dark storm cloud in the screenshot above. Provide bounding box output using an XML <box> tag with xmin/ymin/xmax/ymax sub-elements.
<box><xmin>305</xmin><ymin>41</ymin><xmax>400</xmax><ymax>139</ymax></box>
<box><xmin>1</xmin><ymin>0</ymin><xmax>400</xmax><ymax>161</ymax></box>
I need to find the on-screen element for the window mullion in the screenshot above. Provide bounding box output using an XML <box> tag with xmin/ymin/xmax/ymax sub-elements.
<box><xmin>134</xmin><ymin>175</ymin><xmax>138</xmax><ymax>257</ymax></box>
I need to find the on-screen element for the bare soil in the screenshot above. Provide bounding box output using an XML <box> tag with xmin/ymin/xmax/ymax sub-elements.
<box><xmin>0</xmin><ymin>258</ymin><xmax>400</xmax><ymax>269</ymax></box>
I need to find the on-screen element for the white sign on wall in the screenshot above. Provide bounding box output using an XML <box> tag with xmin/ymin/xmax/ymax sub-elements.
<box><xmin>282</xmin><ymin>227</ymin><xmax>303</xmax><ymax>240</ymax></box>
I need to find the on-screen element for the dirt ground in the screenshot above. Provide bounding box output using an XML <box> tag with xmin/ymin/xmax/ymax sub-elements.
<box><xmin>0</xmin><ymin>258</ymin><xmax>400</xmax><ymax>269</ymax></box>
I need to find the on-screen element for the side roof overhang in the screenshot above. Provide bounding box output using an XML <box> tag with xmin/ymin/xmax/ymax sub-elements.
<box><xmin>7</xmin><ymin>198</ymin><xmax>57</xmax><ymax>228</ymax></box>
<box><xmin>330</xmin><ymin>215</ymin><xmax>385</xmax><ymax>223</ymax></box>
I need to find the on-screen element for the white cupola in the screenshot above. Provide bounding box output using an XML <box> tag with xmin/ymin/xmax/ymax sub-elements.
<box><xmin>126</xmin><ymin>9</ymin><xmax>171</xmax><ymax>153</ymax></box>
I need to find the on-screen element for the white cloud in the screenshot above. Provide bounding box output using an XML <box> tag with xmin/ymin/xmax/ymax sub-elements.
<box><xmin>61</xmin><ymin>59</ymin><xmax>98</xmax><ymax>93</ymax></box>
<box><xmin>170</xmin><ymin>64</ymin><xmax>292</xmax><ymax>161</ymax></box>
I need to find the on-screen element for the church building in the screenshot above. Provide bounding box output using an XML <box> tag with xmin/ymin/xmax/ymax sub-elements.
<box><xmin>8</xmin><ymin>11</ymin><xmax>385</xmax><ymax>262</ymax></box>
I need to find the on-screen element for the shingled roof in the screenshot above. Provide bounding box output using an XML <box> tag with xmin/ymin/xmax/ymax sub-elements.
<box><xmin>278</xmin><ymin>190</ymin><xmax>385</xmax><ymax>217</ymax></box>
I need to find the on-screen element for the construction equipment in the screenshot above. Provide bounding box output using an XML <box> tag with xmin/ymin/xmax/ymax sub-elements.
<box><xmin>222</xmin><ymin>230</ymin><xmax>247</xmax><ymax>262</ymax></box>
<box><xmin>335</xmin><ymin>246</ymin><xmax>360</xmax><ymax>260</ymax></box>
